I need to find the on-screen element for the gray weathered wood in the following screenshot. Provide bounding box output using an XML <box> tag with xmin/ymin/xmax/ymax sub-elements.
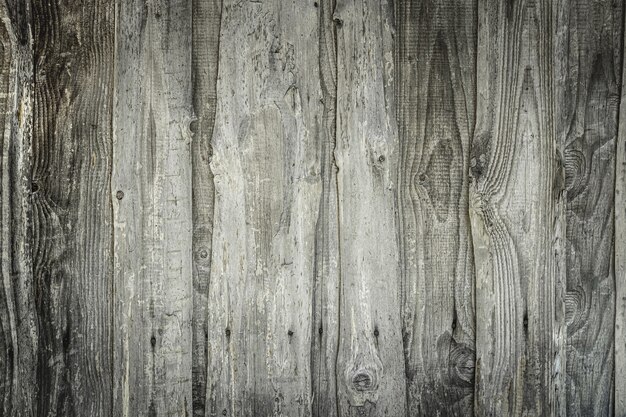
<box><xmin>616</xmin><ymin>4</ymin><xmax>626</xmax><ymax>412</ymax></box>
<box><xmin>206</xmin><ymin>1</ymin><xmax>323</xmax><ymax>415</ymax></box>
<box><xmin>396</xmin><ymin>0</ymin><xmax>477</xmax><ymax>414</ymax></box>
<box><xmin>30</xmin><ymin>0</ymin><xmax>115</xmax><ymax>414</ymax></box>
<box><xmin>471</xmin><ymin>0</ymin><xmax>566</xmax><ymax>414</ymax></box>
<box><xmin>0</xmin><ymin>1</ymin><xmax>37</xmax><ymax>415</ymax></box>
<box><xmin>333</xmin><ymin>0</ymin><xmax>407</xmax><ymax>415</ymax></box>
<box><xmin>191</xmin><ymin>0</ymin><xmax>221</xmax><ymax>414</ymax></box>
<box><xmin>112</xmin><ymin>0</ymin><xmax>194</xmax><ymax>415</ymax></box>
<box><xmin>555</xmin><ymin>0</ymin><xmax>621</xmax><ymax>415</ymax></box>
<box><xmin>311</xmin><ymin>0</ymin><xmax>341</xmax><ymax>416</ymax></box>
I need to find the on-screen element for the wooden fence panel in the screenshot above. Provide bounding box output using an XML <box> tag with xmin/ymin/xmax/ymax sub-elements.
<box><xmin>333</xmin><ymin>0</ymin><xmax>407</xmax><ymax>415</ymax></box>
<box><xmin>396</xmin><ymin>0</ymin><xmax>477</xmax><ymax>414</ymax></box>
<box><xmin>471</xmin><ymin>0</ymin><xmax>566</xmax><ymax>415</ymax></box>
<box><xmin>206</xmin><ymin>1</ymin><xmax>323</xmax><ymax>415</ymax></box>
<box><xmin>556</xmin><ymin>0</ymin><xmax>622</xmax><ymax>415</ymax></box>
<box><xmin>112</xmin><ymin>0</ymin><xmax>194</xmax><ymax>415</ymax></box>
<box><xmin>1</xmin><ymin>0</ymin><xmax>626</xmax><ymax>416</ymax></box>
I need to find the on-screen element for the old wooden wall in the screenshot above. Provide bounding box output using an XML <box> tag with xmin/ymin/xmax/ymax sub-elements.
<box><xmin>1</xmin><ymin>0</ymin><xmax>626</xmax><ymax>416</ymax></box>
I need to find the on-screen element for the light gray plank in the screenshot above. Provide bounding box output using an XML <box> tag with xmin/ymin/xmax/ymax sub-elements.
<box><xmin>333</xmin><ymin>0</ymin><xmax>407</xmax><ymax>415</ymax></box>
<box><xmin>616</xmin><ymin>5</ymin><xmax>626</xmax><ymax>411</ymax></box>
<box><xmin>206</xmin><ymin>1</ymin><xmax>323</xmax><ymax>415</ymax></box>
<box><xmin>396</xmin><ymin>0</ymin><xmax>477</xmax><ymax>414</ymax></box>
<box><xmin>471</xmin><ymin>0</ymin><xmax>566</xmax><ymax>414</ymax></box>
<box><xmin>112</xmin><ymin>0</ymin><xmax>194</xmax><ymax>415</ymax></box>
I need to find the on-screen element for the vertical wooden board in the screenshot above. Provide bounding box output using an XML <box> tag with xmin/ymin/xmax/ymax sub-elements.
<box><xmin>191</xmin><ymin>0</ymin><xmax>221</xmax><ymax>414</ymax></box>
<box><xmin>112</xmin><ymin>0</ymin><xmax>193</xmax><ymax>415</ymax></box>
<box><xmin>555</xmin><ymin>0</ymin><xmax>622</xmax><ymax>415</ymax></box>
<box><xmin>0</xmin><ymin>1</ymin><xmax>37</xmax><ymax>415</ymax></box>
<box><xmin>333</xmin><ymin>0</ymin><xmax>407</xmax><ymax>415</ymax></box>
<box><xmin>616</xmin><ymin>5</ymin><xmax>626</xmax><ymax>413</ymax></box>
<box><xmin>311</xmin><ymin>0</ymin><xmax>341</xmax><ymax>416</ymax></box>
<box><xmin>396</xmin><ymin>0</ymin><xmax>476</xmax><ymax>414</ymax></box>
<box><xmin>206</xmin><ymin>1</ymin><xmax>322</xmax><ymax>415</ymax></box>
<box><xmin>30</xmin><ymin>0</ymin><xmax>115</xmax><ymax>415</ymax></box>
<box><xmin>471</xmin><ymin>0</ymin><xmax>566</xmax><ymax>415</ymax></box>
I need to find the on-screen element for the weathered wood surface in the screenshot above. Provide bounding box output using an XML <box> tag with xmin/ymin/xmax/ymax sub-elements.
<box><xmin>616</xmin><ymin>9</ymin><xmax>626</xmax><ymax>415</ymax></box>
<box><xmin>2</xmin><ymin>0</ymin><xmax>626</xmax><ymax>416</ymax></box>
<box><xmin>471</xmin><ymin>0</ymin><xmax>566</xmax><ymax>415</ymax></box>
<box><xmin>0</xmin><ymin>1</ymin><xmax>36</xmax><ymax>415</ymax></box>
<box><xmin>112</xmin><ymin>0</ymin><xmax>193</xmax><ymax>415</ymax></box>
<box><xmin>206</xmin><ymin>1</ymin><xmax>322</xmax><ymax>415</ymax></box>
<box><xmin>31</xmin><ymin>0</ymin><xmax>115</xmax><ymax>415</ymax></box>
<box><xmin>396</xmin><ymin>0</ymin><xmax>477</xmax><ymax>414</ymax></box>
<box><xmin>191</xmin><ymin>0</ymin><xmax>221</xmax><ymax>414</ymax></box>
<box><xmin>556</xmin><ymin>0</ymin><xmax>622</xmax><ymax>416</ymax></box>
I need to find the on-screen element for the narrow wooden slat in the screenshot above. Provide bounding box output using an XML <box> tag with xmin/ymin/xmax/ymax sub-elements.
<box><xmin>30</xmin><ymin>0</ymin><xmax>115</xmax><ymax>414</ymax></box>
<box><xmin>0</xmin><ymin>1</ymin><xmax>37</xmax><ymax>415</ymax></box>
<box><xmin>112</xmin><ymin>0</ymin><xmax>194</xmax><ymax>415</ymax></box>
<box><xmin>555</xmin><ymin>0</ymin><xmax>622</xmax><ymax>415</ymax></box>
<box><xmin>206</xmin><ymin>1</ymin><xmax>323</xmax><ymax>415</ymax></box>
<box><xmin>311</xmin><ymin>1</ymin><xmax>340</xmax><ymax>416</ymax></box>
<box><xmin>191</xmin><ymin>0</ymin><xmax>221</xmax><ymax>414</ymax></box>
<box><xmin>616</xmin><ymin>4</ymin><xmax>626</xmax><ymax>411</ymax></box>
<box><xmin>471</xmin><ymin>0</ymin><xmax>566</xmax><ymax>414</ymax></box>
<box><xmin>333</xmin><ymin>0</ymin><xmax>407</xmax><ymax>415</ymax></box>
<box><xmin>396</xmin><ymin>0</ymin><xmax>477</xmax><ymax>414</ymax></box>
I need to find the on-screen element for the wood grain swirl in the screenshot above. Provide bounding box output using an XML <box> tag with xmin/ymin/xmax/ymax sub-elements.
<box><xmin>396</xmin><ymin>0</ymin><xmax>477</xmax><ymax>414</ymax></box>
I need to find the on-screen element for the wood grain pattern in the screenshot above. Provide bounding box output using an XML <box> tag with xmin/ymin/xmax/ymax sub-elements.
<box><xmin>333</xmin><ymin>0</ymin><xmax>407</xmax><ymax>415</ymax></box>
<box><xmin>471</xmin><ymin>0</ymin><xmax>566</xmax><ymax>415</ymax></box>
<box><xmin>615</xmin><ymin>6</ymin><xmax>626</xmax><ymax>413</ymax></box>
<box><xmin>555</xmin><ymin>0</ymin><xmax>622</xmax><ymax>415</ymax></box>
<box><xmin>311</xmin><ymin>0</ymin><xmax>341</xmax><ymax>416</ymax></box>
<box><xmin>396</xmin><ymin>0</ymin><xmax>477</xmax><ymax>414</ymax></box>
<box><xmin>112</xmin><ymin>0</ymin><xmax>193</xmax><ymax>415</ymax></box>
<box><xmin>206</xmin><ymin>1</ymin><xmax>323</xmax><ymax>415</ymax></box>
<box><xmin>3</xmin><ymin>1</ymin><xmax>626</xmax><ymax>416</ymax></box>
<box><xmin>191</xmin><ymin>0</ymin><xmax>221</xmax><ymax>415</ymax></box>
<box><xmin>0</xmin><ymin>1</ymin><xmax>37</xmax><ymax>415</ymax></box>
<box><xmin>31</xmin><ymin>0</ymin><xmax>115</xmax><ymax>414</ymax></box>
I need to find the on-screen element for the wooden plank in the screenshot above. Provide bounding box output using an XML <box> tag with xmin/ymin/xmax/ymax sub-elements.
<box><xmin>191</xmin><ymin>0</ymin><xmax>221</xmax><ymax>414</ymax></box>
<box><xmin>112</xmin><ymin>0</ymin><xmax>194</xmax><ymax>415</ymax></box>
<box><xmin>333</xmin><ymin>0</ymin><xmax>407</xmax><ymax>415</ymax></box>
<box><xmin>0</xmin><ymin>1</ymin><xmax>37</xmax><ymax>415</ymax></box>
<box><xmin>396</xmin><ymin>0</ymin><xmax>477</xmax><ymax>414</ymax></box>
<box><xmin>471</xmin><ymin>0</ymin><xmax>566</xmax><ymax>414</ymax></box>
<box><xmin>616</xmin><ymin>5</ymin><xmax>626</xmax><ymax>412</ymax></box>
<box><xmin>206</xmin><ymin>1</ymin><xmax>322</xmax><ymax>415</ymax></box>
<box><xmin>555</xmin><ymin>0</ymin><xmax>622</xmax><ymax>415</ymax></box>
<box><xmin>311</xmin><ymin>0</ymin><xmax>341</xmax><ymax>416</ymax></box>
<box><xmin>30</xmin><ymin>0</ymin><xmax>115</xmax><ymax>415</ymax></box>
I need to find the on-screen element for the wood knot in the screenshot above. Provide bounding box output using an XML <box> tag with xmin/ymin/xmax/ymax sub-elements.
<box><xmin>116</xmin><ymin>190</ymin><xmax>124</xmax><ymax>200</ymax></box>
<box><xmin>351</xmin><ymin>371</ymin><xmax>375</xmax><ymax>392</ymax></box>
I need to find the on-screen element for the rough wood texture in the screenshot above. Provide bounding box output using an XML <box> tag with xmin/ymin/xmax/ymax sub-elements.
<box><xmin>3</xmin><ymin>0</ymin><xmax>626</xmax><ymax>416</ymax></box>
<box><xmin>556</xmin><ymin>0</ymin><xmax>622</xmax><ymax>415</ymax></box>
<box><xmin>333</xmin><ymin>0</ymin><xmax>407</xmax><ymax>415</ymax></box>
<box><xmin>191</xmin><ymin>0</ymin><xmax>221</xmax><ymax>415</ymax></box>
<box><xmin>206</xmin><ymin>1</ymin><xmax>322</xmax><ymax>415</ymax></box>
<box><xmin>112</xmin><ymin>0</ymin><xmax>193</xmax><ymax>415</ymax></box>
<box><xmin>471</xmin><ymin>0</ymin><xmax>566</xmax><ymax>415</ymax></box>
<box><xmin>616</xmin><ymin>7</ymin><xmax>626</xmax><ymax>414</ymax></box>
<box><xmin>311</xmin><ymin>0</ymin><xmax>341</xmax><ymax>416</ymax></box>
<box><xmin>0</xmin><ymin>1</ymin><xmax>37</xmax><ymax>415</ymax></box>
<box><xmin>31</xmin><ymin>0</ymin><xmax>115</xmax><ymax>415</ymax></box>
<box><xmin>396</xmin><ymin>0</ymin><xmax>477</xmax><ymax>414</ymax></box>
